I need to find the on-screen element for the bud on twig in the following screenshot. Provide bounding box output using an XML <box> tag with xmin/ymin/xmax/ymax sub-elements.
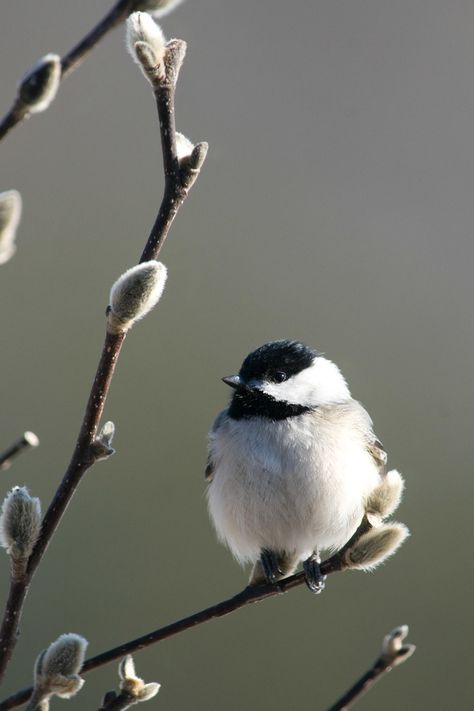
<box><xmin>119</xmin><ymin>655</ymin><xmax>160</xmax><ymax>703</ymax></box>
<box><xmin>0</xmin><ymin>431</ymin><xmax>39</xmax><ymax>471</ymax></box>
<box><xmin>381</xmin><ymin>625</ymin><xmax>416</xmax><ymax>667</ymax></box>
<box><xmin>344</xmin><ymin>522</ymin><xmax>409</xmax><ymax>570</ymax></box>
<box><xmin>0</xmin><ymin>487</ymin><xmax>41</xmax><ymax>567</ymax></box>
<box><xmin>126</xmin><ymin>12</ymin><xmax>167</xmax><ymax>83</ymax></box>
<box><xmin>365</xmin><ymin>469</ymin><xmax>405</xmax><ymax>521</ymax></box>
<box><xmin>175</xmin><ymin>132</ymin><xmax>194</xmax><ymax>161</ymax></box>
<box><xmin>27</xmin><ymin>634</ymin><xmax>88</xmax><ymax>710</ymax></box>
<box><xmin>17</xmin><ymin>54</ymin><xmax>61</xmax><ymax>115</ymax></box>
<box><xmin>132</xmin><ymin>0</ymin><xmax>186</xmax><ymax>18</ymax></box>
<box><xmin>99</xmin><ymin>657</ymin><xmax>160</xmax><ymax>710</ymax></box>
<box><xmin>107</xmin><ymin>261</ymin><xmax>167</xmax><ymax>334</ymax></box>
<box><xmin>0</xmin><ymin>190</ymin><xmax>22</xmax><ymax>266</ymax></box>
<box><xmin>92</xmin><ymin>421</ymin><xmax>116</xmax><ymax>461</ymax></box>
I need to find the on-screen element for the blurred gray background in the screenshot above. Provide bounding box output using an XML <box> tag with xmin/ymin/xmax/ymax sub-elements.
<box><xmin>0</xmin><ymin>1</ymin><xmax>472</xmax><ymax>709</ymax></box>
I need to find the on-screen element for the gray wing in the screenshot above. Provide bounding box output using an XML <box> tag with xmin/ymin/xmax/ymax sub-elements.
<box><xmin>204</xmin><ymin>458</ymin><xmax>214</xmax><ymax>482</ymax></box>
<box><xmin>205</xmin><ymin>409</ymin><xmax>227</xmax><ymax>482</ymax></box>
<box><xmin>367</xmin><ymin>437</ymin><xmax>388</xmax><ymax>477</ymax></box>
<box><xmin>349</xmin><ymin>399</ymin><xmax>388</xmax><ymax>477</ymax></box>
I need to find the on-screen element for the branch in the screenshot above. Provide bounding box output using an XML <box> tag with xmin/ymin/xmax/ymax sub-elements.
<box><xmin>325</xmin><ymin>625</ymin><xmax>416</xmax><ymax>711</ymax></box>
<box><xmin>0</xmin><ymin>519</ymin><xmax>374</xmax><ymax>710</ymax></box>
<box><xmin>61</xmin><ymin>0</ymin><xmax>136</xmax><ymax>79</ymax></box>
<box><xmin>0</xmin><ymin>35</ymin><xmax>206</xmax><ymax>684</ymax></box>
<box><xmin>0</xmin><ymin>0</ymin><xmax>136</xmax><ymax>143</ymax></box>
<box><xmin>0</xmin><ymin>433</ymin><xmax>39</xmax><ymax>471</ymax></box>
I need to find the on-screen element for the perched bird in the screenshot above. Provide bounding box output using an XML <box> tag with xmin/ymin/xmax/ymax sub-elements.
<box><xmin>206</xmin><ymin>340</ymin><xmax>391</xmax><ymax>593</ymax></box>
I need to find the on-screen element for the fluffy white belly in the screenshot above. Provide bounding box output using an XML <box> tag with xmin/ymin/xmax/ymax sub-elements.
<box><xmin>207</xmin><ymin>412</ymin><xmax>380</xmax><ymax>564</ymax></box>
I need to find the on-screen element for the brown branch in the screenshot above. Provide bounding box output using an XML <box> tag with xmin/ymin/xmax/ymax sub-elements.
<box><xmin>0</xmin><ymin>433</ymin><xmax>39</xmax><ymax>471</ymax></box>
<box><xmin>0</xmin><ymin>519</ymin><xmax>372</xmax><ymax>710</ymax></box>
<box><xmin>326</xmin><ymin>660</ymin><xmax>390</xmax><ymax>711</ymax></box>
<box><xmin>0</xmin><ymin>39</ymin><xmax>206</xmax><ymax>685</ymax></box>
<box><xmin>99</xmin><ymin>692</ymin><xmax>138</xmax><ymax>711</ymax></box>
<box><xmin>0</xmin><ymin>108</ymin><xmax>23</xmax><ymax>144</ymax></box>
<box><xmin>0</xmin><ymin>0</ymin><xmax>136</xmax><ymax>142</ymax></box>
<box><xmin>325</xmin><ymin>626</ymin><xmax>416</xmax><ymax>711</ymax></box>
<box><xmin>61</xmin><ymin>0</ymin><xmax>136</xmax><ymax>79</ymax></box>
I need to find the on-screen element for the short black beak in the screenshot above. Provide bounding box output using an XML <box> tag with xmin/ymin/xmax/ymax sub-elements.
<box><xmin>222</xmin><ymin>374</ymin><xmax>242</xmax><ymax>389</ymax></box>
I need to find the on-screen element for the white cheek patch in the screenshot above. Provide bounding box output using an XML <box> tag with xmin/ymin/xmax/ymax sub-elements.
<box><xmin>259</xmin><ymin>358</ymin><xmax>351</xmax><ymax>407</ymax></box>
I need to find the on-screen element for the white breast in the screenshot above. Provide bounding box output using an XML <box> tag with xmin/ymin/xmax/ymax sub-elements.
<box><xmin>207</xmin><ymin>405</ymin><xmax>381</xmax><ymax>565</ymax></box>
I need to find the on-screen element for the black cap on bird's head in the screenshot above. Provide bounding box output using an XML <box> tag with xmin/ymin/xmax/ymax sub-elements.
<box><xmin>240</xmin><ymin>340</ymin><xmax>320</xmax><ymax>381</ymax></box>
<box><xmin>223</xmin><ymin>340</ymin><xmax>320</xmax><ymax>389</ymax></box>
<box><xmin>223</xmin><ymin>340</ymin><xmax>322</xmax><ymax>420</ymax></box>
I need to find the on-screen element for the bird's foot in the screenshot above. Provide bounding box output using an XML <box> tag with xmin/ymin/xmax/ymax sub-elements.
<box><xmin>303</xmin><ymin>554</ymin><xmax>326</xmax><ymax>594</ymax></box>
<box><xmin>261</xmin><ymin>549</ymin><xmax>282</xmax><ymax>585</ymax></box>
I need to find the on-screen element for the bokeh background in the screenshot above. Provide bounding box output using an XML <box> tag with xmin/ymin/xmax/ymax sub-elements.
<box><xmin>0</xmin><ymin>1</ymin><xmax>473</xmax><ymax>709</ymax></box>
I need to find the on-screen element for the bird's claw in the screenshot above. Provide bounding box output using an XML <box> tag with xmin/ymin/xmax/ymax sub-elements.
<box><xmin>303</xmin><ymin>555</ymin><xmax>326</xmax><ymax>594</ymax></box>
<box><xmin>261</xmin><ymin>549</ymin><xmax>282</xmax><ymax>585</ymax></box>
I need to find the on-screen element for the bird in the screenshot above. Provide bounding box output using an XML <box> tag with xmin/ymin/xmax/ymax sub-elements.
<box><xmin>206</xmin><ymin>339</ymin><xmax>389</xmax><ymax>593</ymax></box>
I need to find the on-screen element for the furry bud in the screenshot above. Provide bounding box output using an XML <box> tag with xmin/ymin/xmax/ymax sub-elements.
<box><xmin>365</xmin><ymin>469</ymin><xmax>405</xmax><ymax>520</ymax></box>
<box><xmin>108</xmin><ymin>261</ymin><xmax>167</xmax><ymax>333</ymax></box>
<box><xmin>92</xmin><ymin>421</ymin><xmax>116</xmax><ymax>461</ymax></box>
<box><xmin>18</xmin><ymin>54</ymin><xmax>61</xmax><ymax>114</ymax></box>
<box><xmin>126</xmin><ymin>12</ymin><xmax>166</xmax><ymax>82</ymax></box>
<box><xmin>119</xmin><ymin>655</ymin><xmax>161</xmax><ymax>702</ymax></box>
<box><xmin>132</xmin><ymin>0</ymin><xmax>186</xmax><ymax>18</ymax></box>
<box><xmin>180</xmin><ymin>142</ymin><xmax>209</xmax><ymax>177</ymax></box>
<box><xmin>0</xmin><ymin>432</ymin><xmax>39</xmax><ymax>471</ymax></box>
<box><xmin>33</xmin><ymin>633</ymin><xmax>88</xmax><ymax>701</ymax></box>
<box><xmin>0</xmin><ymin>487</ymin><xmax>41</xmax><ymax>561</ymax></box>
<box><xmin>382</xmin><ymin>625</ymin><xmax>416</xmax><ymax>667</ymax></box>
<box><xmin>344</xmin><ymin>522</ymin><xmax>409</xmax><ymax>571</ymax></box>
<box><xmin>175</xmin><ymin>132</ymin><xmax>194</xmax><ymax>161</ymax></box>
<box><xmin>0</xmin><ymin>190</ymin><xmax>22</xmax><ymax>265</ymax></box>
<box><xmin>23</xmin><ymin>431</ymin><xmax>40</xmax><ymax>448</ymax></box>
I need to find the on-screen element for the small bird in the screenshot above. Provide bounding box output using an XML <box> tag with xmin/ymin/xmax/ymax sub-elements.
<box><xmin>206</xmin><ymin>340</ymin><xmax>389</xmax><ymax>593</ymax></box>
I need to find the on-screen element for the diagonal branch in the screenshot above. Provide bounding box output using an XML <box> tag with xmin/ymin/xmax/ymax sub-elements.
<box><xmin>60</xmin><ymin>0</ymin><xmax>136</xmax><ymax>79</ymax></box>
<box><xmin>0</xmin><ymin>38</ymin><xmax>206</xmax><ymax>685</ymax></box>
<box><xmin>0</xmin><ymin>519</ymin><xmax>373</xmax><ymax>710</ymax></box>
<box><xmin>0</xmin><ymin>0</ymin><xmax>136</xmax><ymax>143</ymax></box>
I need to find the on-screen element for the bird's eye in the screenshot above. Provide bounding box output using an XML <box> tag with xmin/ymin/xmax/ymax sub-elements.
<box><xmin>273</xmin><ymin>371</ymin><xmax>287</xmax><ymax>383</ymax></box>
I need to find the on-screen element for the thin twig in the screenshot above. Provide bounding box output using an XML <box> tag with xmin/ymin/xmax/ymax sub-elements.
<box><xmin>0</xmin><ymin>0</ymin><xmax>135</xmax><ymax>142</ymax></box>
<box><xmin>0</xmin><ymin>433</ymin><xmax>39</xmax><ymax>471</ymax></box>
<box><xmin>325</xmin><ymin>626</ymin><xmax>416</xmax><ymax>711</ymax></box>
<box><xmin>0</xmin><ymin>519</ymin><xmax>372</xmax><ymax>710</ymax></box>
<box><xmin>326</xmin><ymin>659</ymin><xmax>390</xmax><ymax>711</ymax></box>
<box><xmin>0</xmin><ymin>40</ymin><xmax>206</xmax><ymax>684</ymax></box>
<box><xmin>99</xmin><ymin>693</ymin><xmax>137</xmax><ymax>711</ymax></box>
<box><xmin>0</xmin><ymin>108</ymin><xmax>22</xmax><ymax>144</ymax></box>
<box><xmin>61</xmin><ymin>0</ymin><xmax>135</xmax><ymax>79</ymax></box>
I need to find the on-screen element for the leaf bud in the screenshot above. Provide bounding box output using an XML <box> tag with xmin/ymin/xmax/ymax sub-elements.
<box><xmin>17</xmin><ymin>54</ymin><xmax>61</xmax><ymax>114</ymax></box>
<box><xmin>107</xmin><ymin>261</ymin><xmax>167</xmax><ymax>334</ymax></box>
<box><xmin>0</xmin><ymin>486</ymin><xmax>41</xmax><ymax>562</ymax></box>
<box><xmin>119</xmin><ymin>655</ymin><xmax>161</xmax><ymax>702</ymax></box>
<box><xmin>365</xmin><ymin>469</ymin><xmax>405</xmax><ymax>520</ymax></box>
<box><xmin>126</xmin><ymin>12</ymin><xmax>166</xmax><ymax>82</ymax></box>
<box><xmin>344</xmin><ymin>522</ymin><xmax>409</xmax><ymax>571</ymax></box>
<box><xmin>0</xmin><ymin>190</ymin><xmax>22</xmax><ymax>265</ymax></box>
<box><xmin>381</xmin><ymin>625</ymin><xmax>416</xmax><ymax>667</ymax></box>
<box><xmin>33</xmin><ymin>633</ymin><xmax>88</xmax><ymax>701</ymax></box>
